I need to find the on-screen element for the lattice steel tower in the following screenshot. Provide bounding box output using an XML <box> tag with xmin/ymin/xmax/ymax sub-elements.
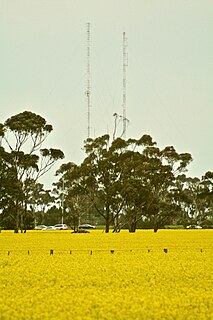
<box><xmin>86</xmin><ymin>22</ymin><xmax>92</xmax><ymax>138</ymax></box>
<box><xmin>122</xmin><ymin>32</ymin><xmax>128</xmax><ymax>139</ymax></box>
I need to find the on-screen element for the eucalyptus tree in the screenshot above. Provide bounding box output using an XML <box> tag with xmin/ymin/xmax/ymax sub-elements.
<box><xmin>0</xmin><ymin>111</ymin><xmax>64</xmax><ymax>232</ymax></box>
<box><xmin>35</xmin><ymin>189</ymin><xmax>54</xmax><ymax>225</ymax></box>
<box><xmin>65</xmin><ymin>194</ymin><xmax>91</xmax><ymax>231</ymax></box>
<box><xmin>23</xmin><ymin>180</ymin><xmax>55</xmax><ymax>227</ymax></box>
<box><xmin>116</xmin><ymin>136</ymin><xmax>192</xmax><ymax>232</ymax></box>
<box><xmin>55</xmin><ymin>133</ymin><xmax>192</xmax><ymax>232</ymax></box>
<box><xmin>198</xmin><ymin>171</ymin><xmax>213</xmax><ymax>224</ymax></box>
<box><xmin>0</xmin><ymin>146</ymin><xmax>14</xmax><ymax>209</ymax></box>
<box><xmin>55</xmin><ymin>135</ymin><xmax>129</xmax><ymax>232</ymax></box>
<box><xmin>148</xmin><ymin>145</ymin><xmax>192</xmax><ymax>231</ymax></box>
<box><xmin>173</xmin><ymin>175</ymin><xmax>211</xmax><ymax>226</ymax></box>
<box><xmin>53</xmin><ymin>166</ymin><xmax>89</xmax><ymax>230</ymax></box>
<box><xmin>0</xmin><ymin>146</ymin><xmax>24</xmax><ymax>230</ymax></box>
<box><xmin>179</xmin><ymin>176</ymin><xmax>202</xmax><ymax>224</ymax></box>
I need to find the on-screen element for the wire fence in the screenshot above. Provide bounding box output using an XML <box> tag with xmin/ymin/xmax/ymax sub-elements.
<box><xmin>1</xmin><ymin>247</ymin><xmax>213</xmax><ymax>256</ymax></box>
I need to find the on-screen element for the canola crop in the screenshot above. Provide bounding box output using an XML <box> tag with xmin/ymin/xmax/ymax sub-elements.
<box><xmin>0</xmin><ymin>230</ymin><xmax>213</xmax><ymax>319</ymax></box>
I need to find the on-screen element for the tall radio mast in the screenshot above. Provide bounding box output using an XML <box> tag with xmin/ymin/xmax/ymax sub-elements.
<box><xmin>122</xmin><ymin>32</ymin><xmax>128</xmax><ymax>139</ymax></box>
<box><xmin>86</xmin><ymin>22</ymin><xmax>92</xmax><ymax>138</ymax></box>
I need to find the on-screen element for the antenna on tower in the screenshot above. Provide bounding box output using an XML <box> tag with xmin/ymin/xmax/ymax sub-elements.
<box><xmin>86</xmin><ymin>22</ymin><xmax>92</xmax><ymax>139</ymax></box>
<box><xmin>122</xmin><ymin>31</ymin><xmax>128</xmax><ymax>139</ymax></box>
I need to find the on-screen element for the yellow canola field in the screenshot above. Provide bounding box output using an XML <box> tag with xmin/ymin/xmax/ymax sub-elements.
<box><xmin>0</xmin><ymin>230</ymin><xmax>213</xmax><ymax>320</ymax></box>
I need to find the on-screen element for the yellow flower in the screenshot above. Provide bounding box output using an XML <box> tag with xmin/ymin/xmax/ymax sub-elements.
<box><xmin>0</xmin><ymin>230</ymin><xmax>212</xmax><ymax>319</ymax></box>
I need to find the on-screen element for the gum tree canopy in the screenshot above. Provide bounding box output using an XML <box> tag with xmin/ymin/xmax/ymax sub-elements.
<box><xmin>0</xmin><ymin>111</ymin><xmax>64</xmax><ymax>232</ymax></box>
<box><xmin>55</xmin><ymin>134</ymin><xmax>193</xmax><ymax>233</ymax></box>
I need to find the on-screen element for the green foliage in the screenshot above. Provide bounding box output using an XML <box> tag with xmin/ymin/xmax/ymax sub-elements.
<box><xmin>0</xmin><ymin>111</ymin><xmax>64</xmax><ymax>232</ymax></box>
<box><xmin>55</xmin><ymin>134</ymin><xmax>196</xmax><ymax>233</ymax></box>
<box><xmin>4</xmin><ymin>111</ymin><xmax>52</xmax><ymax>135</ymax></box>
<box><xmin>1</xmin><ymin>112</ymin><xmax>211</xmax><ymax>233</ymax></box>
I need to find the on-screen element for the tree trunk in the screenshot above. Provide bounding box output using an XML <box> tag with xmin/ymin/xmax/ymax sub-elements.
<box><xmin>20</xmin><ymin>213</ymin><xmax>24</xmax><ymax>233</ymax></box>
<box><xmin>14</xmin><ymin>215</ymin><xmax>19</xmax><ymax>233</ymax></box>
<box><xmin>41</xmin><ymin>210</ymin><xmax>45</xmax><ymax>225</ymax></box>
<box><xmin>14</xmin><ymin>203</ymin><xmax>19</xmax><ymax>233</ymax></box>
<box><xmin>129</xmin><ymin>222</ymin><xmax>136</xmax><ymax>233</ymax></box>
<box><xmin>105</xmin><ymin>204</ymin><xmax>110</xmax><ymax>233</ymax></box>
<box><xmin>129</xmin><ymin>214</ymin><xmax>137</xmax><ymax>233</ymax></box>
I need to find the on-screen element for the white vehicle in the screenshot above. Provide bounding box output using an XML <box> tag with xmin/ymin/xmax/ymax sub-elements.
<box><xmin>54</xmin><ymin>224</ymin><xmax>68</xmax><ymax>230</ymax></box>
<box><xmin>79</xmin><ymin>224</ymin><xmax>96</xmax><ymax>229</ymax></box>
<box><xmin>45</xmin><ymin>226</ymin><xmax>56</xmax><ymax>230</ymax></box>
<box><xmin>34</xmin><ymin>225</ymin><xmax>47</xmax><ymax>230</ymax></box>
<box><xmin>186</xmin><ymin>225</ymin><xmax>202</xmax><ymax>229</ymax></box>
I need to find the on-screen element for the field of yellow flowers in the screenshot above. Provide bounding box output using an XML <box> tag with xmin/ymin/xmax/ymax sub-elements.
<box><xmin>0</xmin><ymin>229</ymin><xmax>213</xmax><ymax>319</ymax></box>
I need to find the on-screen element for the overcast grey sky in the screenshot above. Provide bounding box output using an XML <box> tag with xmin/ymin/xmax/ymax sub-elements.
<box><xmin>0</xmin><ymin>0</ymin><xmax>212</xmax><ymax>188</ymax></box>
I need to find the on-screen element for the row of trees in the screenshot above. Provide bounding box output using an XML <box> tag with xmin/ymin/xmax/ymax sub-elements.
<box><xmin>0</xmin><ymin>111</ymin><xmax>212</xmax><ymax>232</ymax></box>
<box><xmin>54</xmin><ymin>135</ymin><xmax>213</xmax><ymax>232</ymax></box>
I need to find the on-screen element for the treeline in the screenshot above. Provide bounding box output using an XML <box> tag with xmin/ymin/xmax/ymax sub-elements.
<box><xmin>0</xmin><ymin>111</ymin><xmax>212</xmax><ymax>232</ymax></box>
